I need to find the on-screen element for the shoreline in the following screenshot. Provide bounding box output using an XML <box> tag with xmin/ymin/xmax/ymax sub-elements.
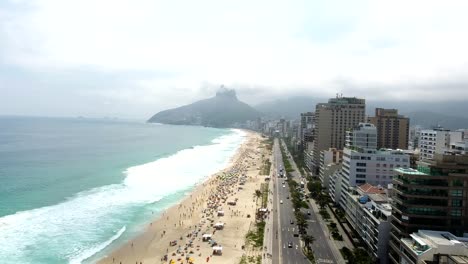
<box><xmin>97</xmin><ymin>130</ymin><xmax>267</xmax><ymax>264</ymax></box>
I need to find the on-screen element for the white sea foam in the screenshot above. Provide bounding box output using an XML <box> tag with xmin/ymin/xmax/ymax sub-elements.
<box><xmin>0</xmin><ymin>129</ymin><xmax>245</xmax><ymax>264</ymax></box>
<box><xmin>69</xmin><ymin>226</ymin><xmax>126</xmax><ymax>264</ymax></box>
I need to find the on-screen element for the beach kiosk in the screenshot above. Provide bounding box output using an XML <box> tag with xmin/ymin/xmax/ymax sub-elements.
<box><xmin>212</xmin><ymin>246</ymin><xmax>223</xmax><ymax>256</ymax></box>
<box><xmin>202</xmin><ymin>234</ymin><xmax>212</xmax><ymax>242</ymax></box>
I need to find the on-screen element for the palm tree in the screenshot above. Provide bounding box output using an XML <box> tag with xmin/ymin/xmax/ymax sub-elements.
<box><xmin>254</xmin><ymin>189</ymin><xmax>262</xmax><ymax>205</ymax></box>
<box><xmin>303</xmin><ymin>234</ymin><xmax>315</xmax><ymax>251</ymax></box>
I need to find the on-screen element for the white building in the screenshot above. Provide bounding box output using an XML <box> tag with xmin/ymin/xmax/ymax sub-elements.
<box><xmin>319</xmin><ymin>148</ymin><xmax>343</xmax><ymax>189</ymax></box>
<box><xmin>419</xmin><ymin>128</ymin><xmax>463</xmax><ymax>160</ymax></box>
<box><xmin>346</xmin><ymin>123</ymin><xmax>378</xmax><ymax>150</ymax></box>
<box><xmin>345</xmin><ymin>184</ymin><xmax>392</xmax><ymax>264</ymax></box>
<box><xmin>395</xmin><ymin>230</ymin><xmax>468</xmax><ymax>264</ymax></box>
<box><xmin>340</xmin><ymin>148</ymin><xmax>410</xmax><ymax>208</ymax></box>
<box><xmin>329</xmin><ymin>167</ymin><xmax>343</xmax><ymax>204</ymax></box>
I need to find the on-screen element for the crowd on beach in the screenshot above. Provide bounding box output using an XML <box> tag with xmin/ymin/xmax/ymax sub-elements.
<box><xmin>99</xmin><ymin>133</ymin><xmax>269</xmax><ymax>264</ymax></box>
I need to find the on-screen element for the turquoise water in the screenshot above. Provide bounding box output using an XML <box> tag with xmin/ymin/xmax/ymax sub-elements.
<box><xmin>0</xmin><ymin>117</ymin><xmax>245</xmax><ymax>264</ymax></box>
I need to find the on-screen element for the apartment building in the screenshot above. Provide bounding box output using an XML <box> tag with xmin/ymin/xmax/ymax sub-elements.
<box><xmin>312</xmin><ymin>96</ymin><xmax>365</xmax><ymax>173</ymax></box>
<box><xmin>319</xmin><ymin>148</ymin><xmax>343</xmax><ymax>189</ymax></box>
<box><xmin>389</xmin><ymin>154</ymin><xmax>468</xmax><ymax>263</ymax></box>
<box><xmin>345</xmin><ymin>184</ymin><xmax>392</xmax><ymax>264</ymax></box>
<box><xmin>368</xmin><ymin>108</ymin><xmax>410</xmax><ymax>150</ymax></box>
<box><xmin>345</xmin><ymin>123</ymin><xmax>378</xmax><ymax>150</ymax></box>
<box><xmin>419</xmin><ymin>128</ymin><xmax>463</xmax><ymax>160</ymax></box>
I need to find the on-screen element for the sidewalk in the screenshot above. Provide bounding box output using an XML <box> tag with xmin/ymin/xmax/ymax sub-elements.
<box><xmin>262</xmin><ymin>147</ymin><xmax>275</xmax><ymax>264</ymax></box>
<box><xmin>308</xmin><ymin>199</ymin><xmax>346</xmax><ymax>264</ymax></box>
<box><xmin>324</xmin><ymin>205</ymin><xmax>354</xmax><ymax>250</ymax></box>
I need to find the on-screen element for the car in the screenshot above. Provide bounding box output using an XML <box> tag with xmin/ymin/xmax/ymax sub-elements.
<box><xmin>288</xmin><ymin>241</ymin><xmax>293</xmax><ymax>248</ymax></box>
<box><xmin>282</xmin><ymin>185</ymin><xmax>286</xmax><ymax>188</ymax></box>
<box><xmin>307</xmin><ymin>210</ymin><xmax>311</xmax><ymax>215</ymax></box>
<box><xmin>280</xmin><ymin>200</ymin><xmax>283</xmax><ymax>204</ymax></box>
<box><xmin>290</xmin><ymin>219</ymin><xmax>294</xmax><ymax>224</ymax></box>
<box><xmin>286</xmin><ymin>196</ymin><xmax>289</xmax><ymax>199</ymax></box>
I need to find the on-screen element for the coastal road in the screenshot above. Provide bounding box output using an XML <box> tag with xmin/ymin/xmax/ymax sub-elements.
<box><xmin>272</xmin><ymin>138</ymin><xmax>310</xmax><ymax>264</ymax></box>
<box><xmin>280</xmin><ymin>140</ymin><xmax>339</xmax><ymax>264</ymax></box>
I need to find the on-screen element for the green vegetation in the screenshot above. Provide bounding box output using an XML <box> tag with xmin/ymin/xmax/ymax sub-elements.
<box><xmin>279</xmin><ymin>143</ymin><xmax>294</xmax><ymax>173</ymax></box>
<box><xmin>283</xmin><ymin>137</ymin><xmax>307</xmax><ymax>175</ymax></box>
<box><xmin>261</xmin><ymin>158</ymin><xmax>271</xmax><ymax>175</ymax></box>
<box><xmin>239</xmin><ymin>255</ymin><xmax>247</xmax><ymax>264</ymax></box>
<box><xmin>319</xmin><ymin>209</ymin><xmax>331</xmax><ymax>220</ymax></box>
<box><xmin>253</xmin><ymin>189</ymin><xmax>262</xmax><ymax>204</ymax></box>
<box><xmin>340</xmin><ymin>247</ymin><xmax>373</xmax><ymax>264</ymax></box>
<box><xmin>328</xmin><ymin>222</ymin><xmax>343</xmax><ymax>241</ymax></box>
<box><xmin>307</xmin><ymin>180</ymin><xmax>322</xmax><ymax>198</ymax></box>
<box><xmin>304</xmin><ymin>248</ymin><xmax>316</xmax><ymax>263</ymax></box>
<box><xmin>334</xmin><ymin>208</ymin><xmax>347</xmax><ymax>223</ymax></box>
<box><xmin>303</xmin><ymin>234</ymin><xmax>316</xmax><ymax>263</ymax></box>
<box><xmin>245</xmin><ymin>221</ymin><xmax>265</xmax><ymax>248</ymax></box>
<box><xmin>261</xmin><ymin>183</ymin><xmax>269</xmax><ymax>208</ymax></box>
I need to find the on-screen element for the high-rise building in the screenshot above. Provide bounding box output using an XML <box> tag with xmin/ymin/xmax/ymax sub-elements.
<box><xmin>368</xmin><ymin>108</ymin><xmax>410</xmax><ymax>150</ymax></box>
<box><xmin>300</xmin><ymin>112</ymin><xmax>314</xmax><ymax>143</ymax></box>
<box><xmin>312</xmin><ymin>96</ymin><xmax>365</xmax><ymax>173</ymax></box>
<box><xmin>419</xmin><ymin>128</ymin><xmax>463</xmax><ymax>160</ymax></box>
<box><xmin>389</xmin><ymin>154</ymin><xmax>468</xmax><ymax>263</ymax></box>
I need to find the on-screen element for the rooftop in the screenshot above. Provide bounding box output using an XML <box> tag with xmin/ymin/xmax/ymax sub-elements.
<box><xmin>402</xmin><ymin>230</ymin><xmax>468</xmax><ymax>256</ymax></box>
<box><xmin>358</xmin><ymin>183</ymin><xmax>386</xmax><ymax>194</ymax></box>
<box><xmin>395</xmin><ymin>167</ymin><xmax>427</xmax><ymax>175</ymax></box>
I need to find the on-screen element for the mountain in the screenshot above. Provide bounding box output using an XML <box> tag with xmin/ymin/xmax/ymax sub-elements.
<box><xmin>405</xmin><ymin>111</ymin><xmax>468</xmax><ymax>130</ymax></box>
<box><xmin>148</xmin><ymin>87</ymin><xmax>261</xmax><ymax>128</ymax></box>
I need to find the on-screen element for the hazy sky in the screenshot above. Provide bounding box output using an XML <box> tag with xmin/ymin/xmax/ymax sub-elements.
<box><xmin>1</xmin><ymin>0</ymin><xmax>468</xmax><ymax>119</ymax></box>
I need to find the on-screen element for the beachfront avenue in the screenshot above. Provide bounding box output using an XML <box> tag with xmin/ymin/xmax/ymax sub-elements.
<box><xmin>267</xmin><ymin>138</ymin><xmax>310</xmax><ymax>264</ymax></box>
<box><xmin>265</xmin><ymin>138</ymin><xmax>342</xmax><ymax>264</ymax></box>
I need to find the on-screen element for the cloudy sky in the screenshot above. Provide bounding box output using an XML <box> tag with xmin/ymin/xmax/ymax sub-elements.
<box><xmin>1</xmin><ymin>0</ymin><xmax>468</xmax><ymax>119</ymax></box>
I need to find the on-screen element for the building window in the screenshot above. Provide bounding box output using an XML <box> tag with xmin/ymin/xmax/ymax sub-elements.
<box><xmin>356</xmin><ymin>163</ymin><xmax>367</xmax><ymax>167</ymax></box>
<box><xmin>453</xmin><ymin>179</ymin><xmax>464</xmax><ymax>187</ymax></box>
<box><xmin>356</xmin><ymin>168</ymin><xmax>366</xmax><ymax>172</ymax></box>
<box><xmin>356</xmin><ymin>180</ymin><xmax>366</xmax><ymax>184</ymax></box>
<box><xmin>452</xmin><ymin>200</ymin><xmax>462</xmax><ymax>207</ymax></box>
<box><xmin>450</xmin><ymin>190</ymin><xmax>463</xmax><ymax>197</ymax></box>
<box><xmin>356</xmin><ymin>174</ymin><xmax>366</xmax><ymax>178</ymax></box>
<box><xmin>451</xmin><ymin>209</ymin><xmax>462</xmax><ymax>217</ymax></box>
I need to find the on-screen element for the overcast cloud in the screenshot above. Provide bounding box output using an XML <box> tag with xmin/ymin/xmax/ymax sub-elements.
<box><xmin>1</xmin><ymin>0</ymin><xmax>468</xmax><ymax>119</ymax></box>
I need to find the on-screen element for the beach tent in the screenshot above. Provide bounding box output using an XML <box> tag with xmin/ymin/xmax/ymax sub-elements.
<box><xmin>217</xmin><ymin>210</ymin><xmax>224</xmax><ymax>216</ymax></box>
<box><xmin>202</xmin><ymin>234</ymin><xmax>212</xmax><ymax>241</ymax></box>
<box><xmin>214</xmin><ymin>222</ymin><xmax>224</xmax><ymax>230</ymax></box>
<box><xmin>212</xmin><ymin>246</ymin><xmax>223</xmax><ymax>256</ymax></box>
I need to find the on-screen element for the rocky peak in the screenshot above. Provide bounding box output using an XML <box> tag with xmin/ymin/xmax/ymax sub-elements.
<box><xmin>215</xmin><ymin>85</ymin><xmax>237</xmax><ymax>100</ymax></box>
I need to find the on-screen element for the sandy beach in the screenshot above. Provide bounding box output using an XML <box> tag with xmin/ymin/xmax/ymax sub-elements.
<box><xmin>98</xmin><ymin>130</ymin><xmax>270</xmax><ymax>264</ymax></box>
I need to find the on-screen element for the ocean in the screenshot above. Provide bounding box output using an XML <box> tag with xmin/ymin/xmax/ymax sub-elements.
<box><xmin>0</xmin><ymin>116</ymin><xmax>245</xmax><ymax>264</ymax></box>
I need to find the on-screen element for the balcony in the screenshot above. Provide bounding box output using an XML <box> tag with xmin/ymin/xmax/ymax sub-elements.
<box><xmin>393</xmin><ymin>188</ymin><xmax>448</xmax><ymax>198</ymax></box>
